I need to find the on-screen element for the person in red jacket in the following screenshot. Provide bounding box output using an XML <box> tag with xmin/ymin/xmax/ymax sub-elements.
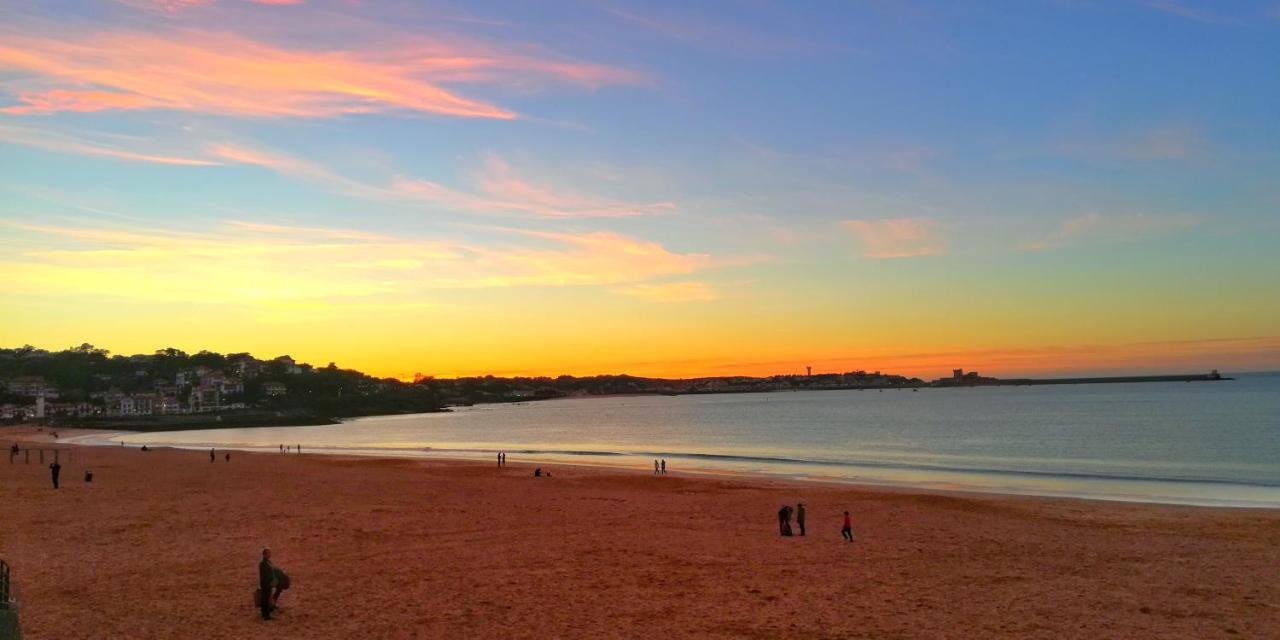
<box><xmin>841</xmin><ymin>511</ymin><xmax>854</xmax><ymax>543</ymax></box>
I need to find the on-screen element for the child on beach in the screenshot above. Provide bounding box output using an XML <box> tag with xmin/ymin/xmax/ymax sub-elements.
<box><xmin>841</xmin><ymin>511</ymin><xmax>853</xmax><ymax>543</ymax></box>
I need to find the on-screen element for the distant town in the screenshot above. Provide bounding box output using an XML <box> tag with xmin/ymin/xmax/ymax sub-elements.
<box><xmin>0</xmin><ymin>345</ymin><xmax>1227</xmax><ymax>429</ymax></box>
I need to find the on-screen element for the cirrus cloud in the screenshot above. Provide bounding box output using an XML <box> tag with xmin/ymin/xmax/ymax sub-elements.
<box><xmin>841</xmin><ymin>218</ymin><xmax>945</xmax><ymax>259</ymax></box>
<box><xmin>0</xmin><ymin>28</ymin><xmax>642</xmax><ymax>119</ymax></box>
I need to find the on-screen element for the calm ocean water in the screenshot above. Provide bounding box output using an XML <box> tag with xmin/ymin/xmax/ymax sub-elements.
<box><xmin>89</xmin><ymin>372</ymin><xmax>1280</xmax><ymax>507</ymax></box>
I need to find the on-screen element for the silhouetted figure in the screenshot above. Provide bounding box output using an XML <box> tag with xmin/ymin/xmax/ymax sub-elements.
<box><xmin>9</xmin><ymin>442</ymin><xmax>17</xmax><ymax>463</ymax></box>
<box><xmin>140</xmin><ymin>445</ymin><xmax>149</xmax><ymax>452</ymax></box>
<box><xmin>296</xmin><ymin>445</ymin><xmax>301</xmax><ymax>454</ymax></box>
<box><xmin>501</xmin><ymin>452</ymin><xmax>505</xmax><ymax>466</ymax></box>
<box><xmin>210</xmin><ymin>448</ymin><xmax>216</xmax><ymax>463</ymax></box>
<box><xmin>661</xmin><ymin>459</ymin><xmax>667</xmax><ymax>475</ymax></box>
<box><xmin>654</xmin><ymin>459</ymin><xmax>660</xmax><ymax>475</ymax></box>
<box><xmin>498</xmin><ymin>452</ymin><xmax>502</xmax><ymax>467</ymax></box>
<box><xmin>279</xmin><ymin>444</ymin><xmax>284</xmax><ymax>453</ymax></box>
<box><xmin>225</xmin><ymin>453</ymin><xmax>231</xmax><ymax>462</ymax></box>
<box><xmin>778</xmin><ymin>505</ymin><xmax>793</xmax><ymax>536</ymax></box>
<box><xmin>796</xmin><ymin>503</ymin><xmax>806</xmax><ymax>537</ymax></box>
<box><xmin>534</xmin><ymin>468</ymin><xmax>542</xmax><ymax>477</ymax></box>
<box><xmin>84</xmin><ymin>469</ymin><xmax>93</xmax><ymax>483</ymax></box>
<box><xmin>49</xmin><ymin>461</ymin><xmax>61</xmax><ymax>489</ymax></box>
<box><xmin>841</xmin><ymin>511</ymin><xmax>853</xmax><ymax>543</ymax></box>
<box><xmin>258</xmin><ymin>547</ymin><xmax>277</xmax><ymax>620</ymax></box>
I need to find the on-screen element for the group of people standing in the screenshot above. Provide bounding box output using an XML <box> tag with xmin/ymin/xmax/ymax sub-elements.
<box><xmin>779</xmin><ymin>503</ymin><xmax>855</xmax><ymax>542</ymax></box>
<box><xmin>496</xmin><ymin>451</ymin><xmax>507</xmax><ymax>467</ymax></box>
<box><xmin>653</xmin><ymin>459</ymin><xmax>667</xmax><ymax>474</ymax></box>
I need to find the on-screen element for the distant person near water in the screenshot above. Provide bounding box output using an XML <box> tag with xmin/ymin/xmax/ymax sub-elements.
<box><xmin>796</xmin><ymin>503</ymin><xmax>806</xmax><ymax>536</ymax></box>
<box><xmin>84</xmin><ymin>469</ymin><xmax>93</xmax><ymax>482</ymax></box>
<box><xmin>225</xmin><ymin>453</ymin><xmax>231</xmax><ymax>462</ymax></box>
<box><xmin>210</xmin><ymin>448</ymin><xmax>216</xmax><ymax>463</ymax></box>
<box><xmin>778</xmin><ymin>505</ymin><xmax>793</xmax><ymax>536</ymax></box>
<box><xmin>296</xmin><ymin>444</ymin><xmax>301</xmax><ymax>454</ymax></box>
<box><xmin>534</xmin><ymin>467</ymin><xmax>542</xmax><ymax>477</ymax></box>
<box><xmin>279</xmin><ymin>444</ymin><xmax>284</xmax><ymax>453</ymax></box>
<box><xmin>498</xmin><ymin>452</ymin><xmax>502</xmax><ymax>467</ymax></box>
<box><xmin>661</xmin><ymin>459</ymin><xmax>667</xmax><ymax>475</ymax></box>
<box><xmin>49</xmin><ymin>461</ymin><xmax>61</xmax><ymax>489</ymax></box>
<box><xmin>841</xmin><ymin>511</ymin><xmax>853</xmax><ymax>543</ymax></box>
<box><xmin>500</xmin><ymin>452</ymin><xmax>505</xmax><ymax>466</ymax></box>
<box><xmin>654</xmin><ymin>459</ymin><xmax>659</xmax><ymax>474</ymax></box>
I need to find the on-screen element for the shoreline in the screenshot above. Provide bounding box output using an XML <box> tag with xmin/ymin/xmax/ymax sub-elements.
<box><xmin>22</xmin><ymin>425</ymin><xmax>1280</xmax><ymax>511</ymax></box>
<box><xmin>3</xmin><ymin>425</ymin><xmax>1277</xmax><ymax>638</ymax></box>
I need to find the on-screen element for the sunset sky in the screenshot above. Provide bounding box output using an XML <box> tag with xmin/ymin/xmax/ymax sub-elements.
<box><xmin>2</xmin><ymin>0</ymin><xmax>1278</xmax><ymax>380</ymax></box>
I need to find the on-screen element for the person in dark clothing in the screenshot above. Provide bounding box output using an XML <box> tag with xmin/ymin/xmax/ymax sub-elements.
<box><xmin>660</xmin><ymin>459</ymin><xmax>667</xmax><ymax>475</ymax></box>
<box><xmin>778</xmin><ymin>505</ymin><xmax>793</xmax><ymax>536</ymax></box>
<box><xmin>225</xmin><ymin>453</ymin><xmax>231</xmax><ymax>462</ymax></box>
<box><xmin>49</xmin><ymin>461</ymin><xmax>61</xmax><ymax>489</ymax></box>
<box><xmin>84</xmin><ymin>469</ymin><xmax>93</xmax><ymax>482</ymax></box>
<box><xmin>841</xmin><ymin>511</ymin><xmax>854</xmax><ymax>542</ymax></box>
<box><xmin>534</xmin><ymin>467</ymin><xmax>542</xmax><ymax>477</ymax></box>
<box><xmin>259</xmin><ymin>548</ymin><xmax>277</xmax><ymax>620</ymax></box>
<box><xmin>498</xmin><ymin>452</ymin><xmax>502</xmax><ymax>467</ymax></box>
<box><xmin>210</xmin><ymin>448</ymin><xmax>216</xmax><ymax>463</ymax></box>
<box><xmin>796</xmin><ymin>503</ymin><xmax>806</xmax><ymax>537</ymax></box>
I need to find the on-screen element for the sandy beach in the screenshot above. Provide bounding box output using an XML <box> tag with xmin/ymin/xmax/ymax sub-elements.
<box><xmin>1</xmin><ymin>426</ymin><xmax>1277</xmax><ymax>639</ymax></box>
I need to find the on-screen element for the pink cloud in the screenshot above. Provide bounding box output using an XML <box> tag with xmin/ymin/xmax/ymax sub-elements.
<box><xmin>392</xmin><ymin>156</ymin><xmax>676</xmax><ymax>219</ymax></box>
<box><xmin>0</xmin><ymin>29</ymin><xmax>641</xmax><ymax>119</ymax></box>
<box><xmin>842</xmin><ymin>218</ymin><xmax>945</xmax><ymax>259</ymax></box>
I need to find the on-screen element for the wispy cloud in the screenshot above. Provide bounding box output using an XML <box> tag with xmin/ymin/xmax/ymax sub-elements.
<box><xmin>0</xmin><ymin>123</ymin><xmax>219</xmax><ymax>166</ymax></box>
<box><xmin>0</xmin><ymin>219</ymin><xmax>718</xmax><ymax>313</ymax></box>
<box><xmin>1019</xmin><ymin>212</ymin><xmax>1203</xmax><ymax>251</ymax></box>
<box><xmin>394</xmin><ymin>156</ymin><xmax>677</xmax><ymax>219</ymax></box>
<box><xmin>842</xmin><ymin>218</ymin><xmax>945</xmax><ymax>259</ymax></box>
<box><xmin>1139</xmin><ymin>0</ymin><xmax>1234</xmax><ymax>24</ymax></box>
<box><xmin>611</xmin><ymin>281</ymin><xmax>718</xmax><ymax>303</ymax></box>
<box><xmin>0</xmin><ymin>28</ymin><xmax>641</xmax><ymax>119</ymax></box>
<box><xmin>1056</xmin><ymin>124</ymin><xmax>1203</xmax><ymax>162</ymax></box>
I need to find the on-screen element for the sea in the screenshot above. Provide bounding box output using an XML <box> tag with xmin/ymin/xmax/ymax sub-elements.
<box><xmin>74</xmin><ymin>372</ymin><xmax>1280</xmax><ymax>508</ymax></box>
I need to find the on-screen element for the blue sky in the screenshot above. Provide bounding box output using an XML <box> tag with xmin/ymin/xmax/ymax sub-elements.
<box><xmin>1</xmin><ymin>0</ymin><xmax>1277</xmax><ymax>378</ymax></box>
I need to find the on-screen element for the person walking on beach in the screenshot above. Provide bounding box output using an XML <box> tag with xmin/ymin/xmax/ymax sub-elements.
<box><xmin>501</xmin><ymin>452</ymin><xmax>505</xmax><ymax>466</ymax></box>
<box><xmin>778</xmin><ymin>505</ymin><xmax>793</xmax><ymax>536</ymax></box>
<box><xmin>654</xmin><ymin>459</ymin><xmax>660</xmax><ymax>474</ymax></box>
<box><xmin>841</xmin><ymin>511</ymin><xmax>853</xmax><ymax>543</ymax></box>
<box><xmin>49</xmin><ymin>460</ymin><xmax>62</xmax><ymax>489</ymax></box>
<box><xmin>259</xmin><ymin>547</ymin><xmax>277</xmax><ymax>620</ymax></box>
<box><xmin>796</xmin><ymin>503</ymin><xmax>806</xmax><ymax>537</ymax></box>
<box><xmin>225</xmin><ymin>452</ymin><xmax>231</xmax><ymax>462</ymax></box>
<box><xmin>498</xmin><ymin>452</ymin><xmax>502</xmax><ymax>467</ymax></box>
<box><xmin>661</xmin><ymin>459</ymin><xmax>667</xmax><ymax>475</ymax></box>
<box><xmin>210</xmin><ymin>448</ymin><xmax>216</xmax><ymax>463</ymax></box>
